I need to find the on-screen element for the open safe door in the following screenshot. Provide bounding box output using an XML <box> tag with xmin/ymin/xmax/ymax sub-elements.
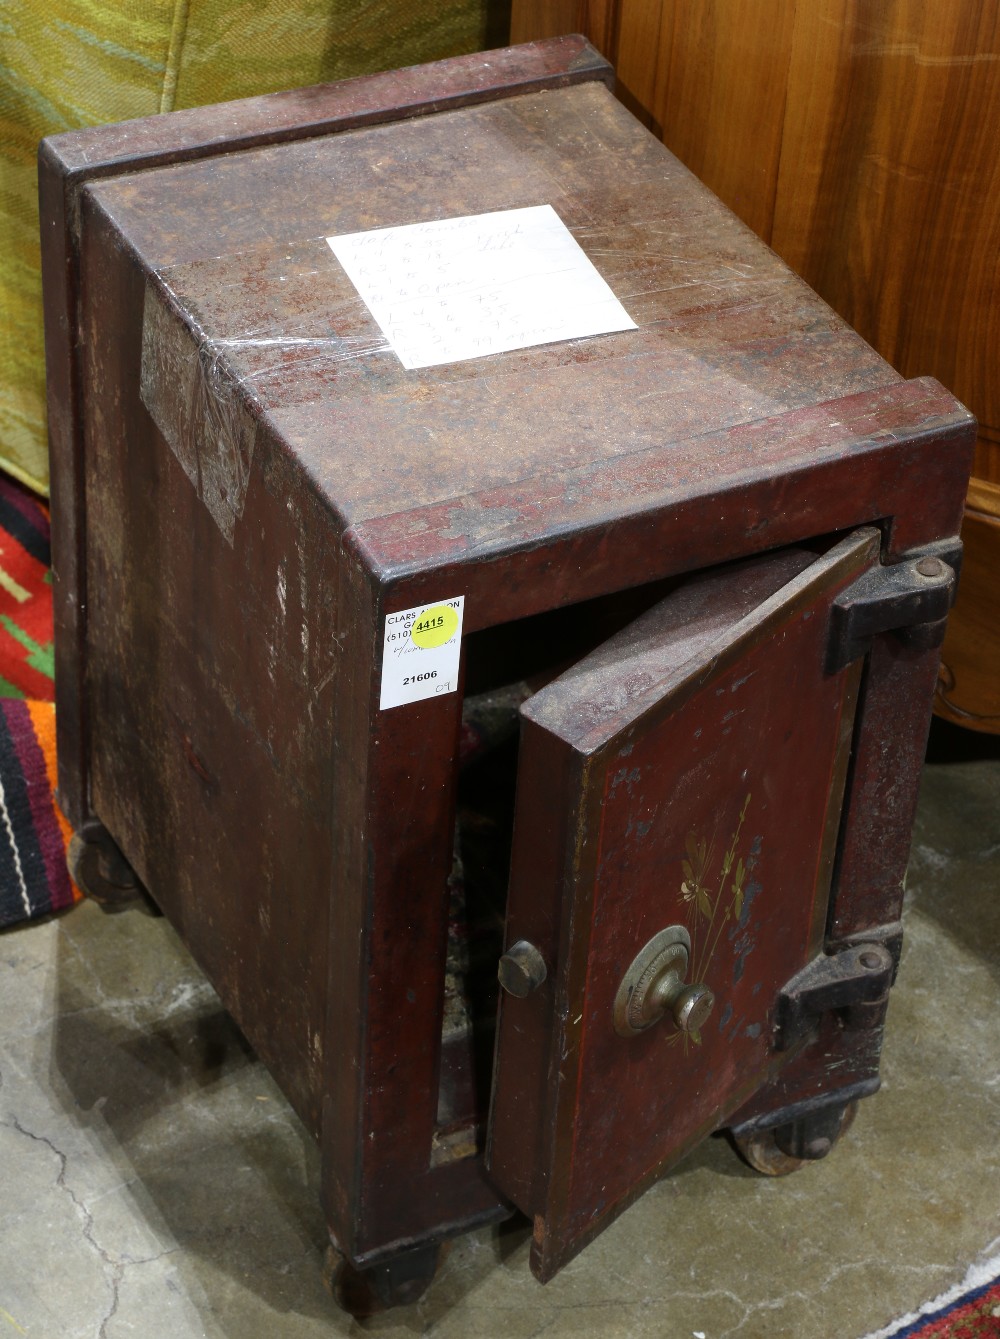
<box><xmin>487</xmin><ymin>528</ymin><xmax>883</xmax><ymax>1281</ymax></box>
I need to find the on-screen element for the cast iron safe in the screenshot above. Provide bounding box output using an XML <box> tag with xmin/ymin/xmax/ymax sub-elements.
<box><xmin>41</xmin><ymin>37</ymin><xmax>974</xmax><ymax>1312</ymax></box>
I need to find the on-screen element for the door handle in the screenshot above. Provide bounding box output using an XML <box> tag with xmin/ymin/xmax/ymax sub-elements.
<box><xmin>498</xmin><ymin>939</ymin><xmax>548</xmax><ymax>997</ymax></box>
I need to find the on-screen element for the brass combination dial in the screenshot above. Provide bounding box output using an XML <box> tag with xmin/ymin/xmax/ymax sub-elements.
<box><xmin>613</xmin><ymin>925</ymin><xmax>715</xmax><ymax>1038</ymax></box>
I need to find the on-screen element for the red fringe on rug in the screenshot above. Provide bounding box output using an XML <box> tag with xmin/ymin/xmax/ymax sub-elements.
<box><xmin>896</xmin><ymin>1275</ymin><xmax>1000</xmax><ymax>1338</ymax></box>
<box><xmin>867</xmin><ymin>1260</ymin><xmax>1000</xmax><ymax>1339</ymax></box>
<box><xmin>0</xmin><ymin>475</ymin><xmax>80</xmax><ymax>926</ymax></box>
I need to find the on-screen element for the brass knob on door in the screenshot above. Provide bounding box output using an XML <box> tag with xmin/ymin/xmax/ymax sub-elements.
<box><xmin>613</xmin><ymin>925</ymin><xmax>715</xmax><ymax>1038</ymax></box>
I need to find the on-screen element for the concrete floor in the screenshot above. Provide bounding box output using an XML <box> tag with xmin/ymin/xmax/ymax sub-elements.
<box><xmin>1</xmin><ymin>721</ymin><xmax>998</xmax><ymax>1339</ymax></box>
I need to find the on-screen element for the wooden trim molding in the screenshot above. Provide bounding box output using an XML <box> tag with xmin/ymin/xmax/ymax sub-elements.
<box><xmin>936</xmin><ymin>489</ymin><xmax>1000</xmax><ymax>732</ymax></box>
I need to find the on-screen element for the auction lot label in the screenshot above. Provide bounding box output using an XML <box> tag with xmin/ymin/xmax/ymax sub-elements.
<box><xmin>379</xmin><ymin>596</ymin><xmax>465</xmax><ymax>710</ymax></box>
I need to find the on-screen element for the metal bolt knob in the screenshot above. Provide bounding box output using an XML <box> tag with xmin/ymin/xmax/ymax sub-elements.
<box><xmin>613</xmin><ymin>925</ymin><xmax>716</xmax><ymax>1038</ymax></box>
<box><xmin>663</xmin><ymin>981</ymin><xmax>716</xmax><ymax>1035</ymax></box>
<box><xmin>498</xmin><ymin>940</ymin><xmax>548</xmax><ymax>998</ymax></box>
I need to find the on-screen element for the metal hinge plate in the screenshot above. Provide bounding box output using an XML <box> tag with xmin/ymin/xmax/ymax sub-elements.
<box><xmin>775</xmin><ymin>941</ymin><xmax>896</xmax><ymax>1050</ymax></box>
<box><xmin>827</xmin><ymin>539</ymin><xmax>962</xmax><ymax>672</ymax></box>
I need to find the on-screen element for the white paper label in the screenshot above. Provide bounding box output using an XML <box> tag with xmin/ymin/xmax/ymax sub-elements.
<box><xmin>379</xmin><ymin>596</ymin><xmax>465</xmax><ymax>710</ymax></box>
<box><xmin>326</xmin><ymin>204</ymin><xmax>636</xmax><ymax>370</ymax></box>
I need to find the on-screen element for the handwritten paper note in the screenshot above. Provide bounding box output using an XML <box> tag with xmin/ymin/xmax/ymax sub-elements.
<box><xmin>326</xmin><ymin>204</ymin><xmax>636</xmax><ymax>369</ymax></box>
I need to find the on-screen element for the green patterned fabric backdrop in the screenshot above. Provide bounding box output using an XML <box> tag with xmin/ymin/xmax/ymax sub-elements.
<box><xmin>0</xmin><ymin>0</ymin><xmax>499</xmax><ymax>493</ymax></box>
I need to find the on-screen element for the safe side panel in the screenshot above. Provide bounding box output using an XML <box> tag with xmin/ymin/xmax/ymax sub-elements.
<box><xmin>78</xmin><ymin>194</ymin><xmax>344</xmax><ymax>1136</ymax></box>
<box><xmin>491</xmin><ymin>535</ymin><xmax>875</xmax><ymax>1280</ymax></box>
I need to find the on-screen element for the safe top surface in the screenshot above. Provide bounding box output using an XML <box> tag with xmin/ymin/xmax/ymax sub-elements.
<box><xmin>85</xmin><ymin>79</ymin><xmax>900</xmax><ymax>534</ymax></box>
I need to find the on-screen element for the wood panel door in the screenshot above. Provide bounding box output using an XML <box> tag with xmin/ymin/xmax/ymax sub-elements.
<box><xmin>488</xmin><ymin>531</ymin><xmax>878</xmax><ymax>1280</ymax></box>
<box><xmin>510</xmin><ymin>0</ymin><xmax>999</xmax><ymax>730</ymax></box>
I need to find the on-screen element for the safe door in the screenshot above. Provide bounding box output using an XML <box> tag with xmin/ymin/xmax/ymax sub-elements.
<box><xmin>487</xmin><ymin>529</ymin><xmax>884</xmax><ymax>1281</ymax></box>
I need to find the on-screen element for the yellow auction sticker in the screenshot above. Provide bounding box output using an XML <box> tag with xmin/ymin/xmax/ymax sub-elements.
<box><xmin>410</xmin><ymin>604</ymin><xmax>459</xmax><ymax>649</ymax></box>
<box><xmin>380</xmin><ymin>595</ymin><xmax>464</xmax><ymax>710</ymax></box>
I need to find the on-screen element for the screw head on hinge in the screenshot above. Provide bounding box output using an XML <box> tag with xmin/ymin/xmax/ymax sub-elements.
<box><xmin>915</xmin><ymin>557</ymin><xmax>946</xmax><ymax>579</ymax></box>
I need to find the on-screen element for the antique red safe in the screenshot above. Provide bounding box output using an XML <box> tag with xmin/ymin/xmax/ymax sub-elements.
<box><xmin>41</xmin><ymin>37</ymin><xmax>974</xmax><ymax>1312</ymax></box>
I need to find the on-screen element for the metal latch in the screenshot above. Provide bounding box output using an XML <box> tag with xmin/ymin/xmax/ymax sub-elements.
<box><xmin>775</xmin><ymin>942</ymin><xmax>895</xmax><ymax>1050</ymax></box>
<box><xmin>826</xmin><ymin>542</ymin><xmax>961</xmax><ymax>672</ymax></box>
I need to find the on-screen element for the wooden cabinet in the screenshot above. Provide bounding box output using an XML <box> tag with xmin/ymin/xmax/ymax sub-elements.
<box><xmin>512</xmin><ymin>2</ymin><xmax>1000</xmax><ymax>730</ymax></box>
<box><xmin>41</xmin><ymin>38</ymin><xmax>973</xmax><ymax>1311</ymax></box>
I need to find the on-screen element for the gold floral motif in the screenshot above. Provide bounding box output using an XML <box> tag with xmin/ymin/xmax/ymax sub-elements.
<box><xmin>677</xmin><ymin>793</ymin><xmax>753</xmax><ymax>1043</ymax></box>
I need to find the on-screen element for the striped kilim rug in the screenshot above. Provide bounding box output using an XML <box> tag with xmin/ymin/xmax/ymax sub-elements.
<box><xmin>862</xmin><ymin>1253</ymin><xmax>1000</xmax><ymax>1339</ymax></box>
<box><xmin>0</xmin><ymin>474</ymin><xmax>78</xmax><ymax>927</ymax></box>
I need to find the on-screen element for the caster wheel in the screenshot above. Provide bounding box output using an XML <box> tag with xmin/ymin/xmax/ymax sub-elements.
<box><xmin>323</xmin><ymin>1241</ymin><xmax>443</xmax><ymax>1317</ymax></box>
<box><xmin>732</xmin><ymin>1100</ymin><xmax>858</xmax><ymax>1176</ymax></box>
<box><xmin>68</xmin><ymin>824</ymin><xmax>155</xmax><ymax>913</ymax></box>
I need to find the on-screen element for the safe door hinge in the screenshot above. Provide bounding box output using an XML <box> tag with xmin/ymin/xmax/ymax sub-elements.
<box><xmin>775</xmin><ymin>942</ymin><xmax>895</xmax><ymax>1050</ymax></box>
<box><xmin>826</xmin><ymin>540</ymin><xmax>961</xmax><ymax>673</ymax></box>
